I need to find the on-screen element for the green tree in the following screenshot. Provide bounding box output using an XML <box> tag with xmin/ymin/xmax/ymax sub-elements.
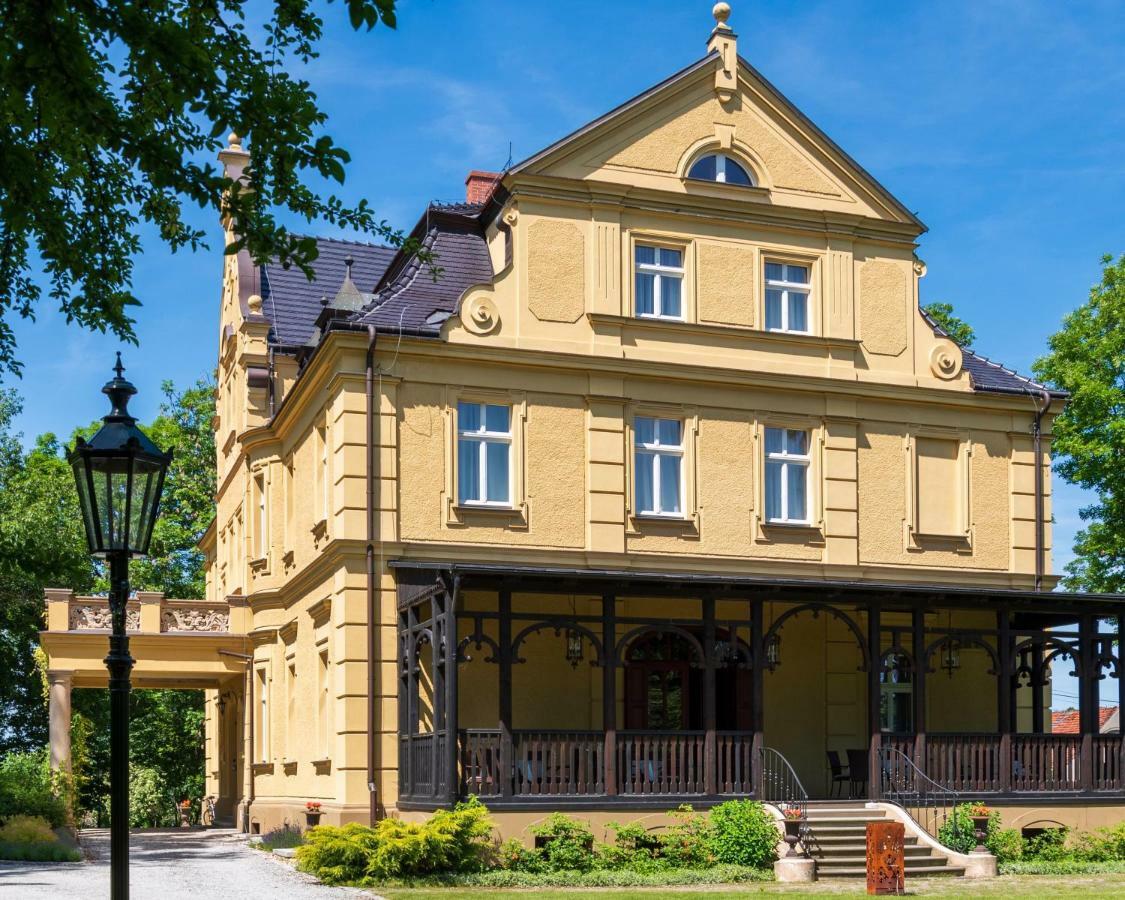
<box><xmin>0</xmin><ymin>0</ymin><xmax>410</xmax><ymax>376</ymax></box>
<box><xmin>923</xmin><ymin>301</ymin><xmax>976</xmax><ymax>347</ymax></box>
<box><xmin>0</xmin><ymin>392</ymin><xmax>95</xmax><ymax>754</ymax></box>
<box><xmin>1033</xmin><ymin>254</ymin><xmax>1125</xmax><ymax>593</ymax></box>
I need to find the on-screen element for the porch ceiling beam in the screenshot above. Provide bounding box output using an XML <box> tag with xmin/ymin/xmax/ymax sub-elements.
<box><xmin>390</xmin><ymin>560</ymin><xmax>1125</xmax><ymax>613</ymax></box>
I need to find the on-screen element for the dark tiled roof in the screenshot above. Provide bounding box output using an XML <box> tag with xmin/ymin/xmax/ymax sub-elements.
<box><xmin>349</xmin><ymin>206</ymin><xmax>494</xmax><ymax>334</ymax></box>
<box><xmin>919</xmin><ymin>308</ymin><xmax>1064</xmax><ymax>398</ymax></box>
<box><xmin>261</xmin><ymin>239</ymin><xmax>396</xmax><ymax>347</ymax></box>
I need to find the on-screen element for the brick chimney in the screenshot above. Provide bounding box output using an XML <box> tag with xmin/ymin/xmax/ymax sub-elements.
<box><xmin>465</xmin><ymin>170</ymin><xmax>501</xmax><ymax>205</ymax></box>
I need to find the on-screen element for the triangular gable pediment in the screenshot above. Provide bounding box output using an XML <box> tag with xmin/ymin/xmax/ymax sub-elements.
<box><xmin>512</xmin><ymin>52</ymin><xmax>922</xmax><ymax>230</ymax></box>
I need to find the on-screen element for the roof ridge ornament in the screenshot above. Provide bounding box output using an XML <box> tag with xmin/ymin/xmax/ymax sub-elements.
<box><xmin>707</xmin><ymin>3</ymin><xmax>738</xmax><ymax>102</ymax></box>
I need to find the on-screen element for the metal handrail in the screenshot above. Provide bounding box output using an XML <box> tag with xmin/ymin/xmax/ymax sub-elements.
<box><xmin>878</xmin><ymin>746</ymin><xmax>963</xmax><ymax>845</ymax></box>
<box><xmin>758</xmin><ymin>746</ymin><xmax>812</xmax><ymax>851</ymax></box>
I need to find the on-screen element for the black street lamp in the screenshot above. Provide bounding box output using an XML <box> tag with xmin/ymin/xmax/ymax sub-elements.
<box><xmin>68</xmin><ymin>355</ymin><xmax>172</xmax><ymax>900</ymax></box>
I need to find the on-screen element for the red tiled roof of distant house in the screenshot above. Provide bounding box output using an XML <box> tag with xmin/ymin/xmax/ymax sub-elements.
<box><xmin>1052</xmin><ymin>707</ymin><xmax>1117</xmax><ymax>734</ymax></box>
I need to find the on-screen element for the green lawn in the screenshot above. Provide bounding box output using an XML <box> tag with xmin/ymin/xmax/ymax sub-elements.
<box><xmin>374</xmin><ymin>873</ymin><xmax>1125</xmax><ymax>899</ymax></box>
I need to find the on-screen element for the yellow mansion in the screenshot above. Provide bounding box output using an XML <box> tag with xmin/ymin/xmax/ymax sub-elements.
<box><xmin>42</xmin><ymin>3</ymin><xmax>1125</xmax><ymax>848</ymax></box>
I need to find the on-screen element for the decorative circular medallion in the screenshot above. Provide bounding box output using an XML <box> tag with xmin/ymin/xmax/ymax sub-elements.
<box><xmin>929</xmin><ymin>339</ymin><xmax>962</xmax><ymax>380</ymax></box>
<box><xmin>461</xmin><ymin>294</ymin><xmax>500</xmax><ymax>336</ymax></box>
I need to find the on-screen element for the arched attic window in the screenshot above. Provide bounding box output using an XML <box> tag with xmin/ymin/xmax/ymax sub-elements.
<box><xmin>687</xmin><ymin>153</ymin><xmax>754</xmax><ymax>187</ymax></box>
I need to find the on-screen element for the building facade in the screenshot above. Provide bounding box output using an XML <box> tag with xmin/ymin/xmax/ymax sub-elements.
<box><xmin>42</xmin><ymin>4</ymin><xmax>1125</xmax><ymax>838</ymax></box>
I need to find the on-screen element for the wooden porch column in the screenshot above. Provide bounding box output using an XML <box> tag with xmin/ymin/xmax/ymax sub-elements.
<box><xmin>1080</xmin><ymin>613</ymin><xmax>1096</xmax><ymax>793</ymax></box>
<box><xmin>602</xmin><ymin>592</ymin><xmax>617</xmax><ymax>796</ymax></box>
<box><xmin>911</xmin><ymin>606</ymin><xmax>926</xmax><ymax>767</ymax></box>
<box><xmin>702</xmin><ymin>594</ymin><xmax>717</xmax><ymax>796</ymax></box>
<box><xmin>498</xmin><ymin>589</ymin><xmax>513</xmax><ymax>800</ymax></box>
<box><xmin>445</xmin><ymin>580</ymin><xmax>460</xmax><ymax>805</ymax></box>
<box><xmin>1032</xmin><ymin>642</ymin><xmax>1045</xmax><ymax>734</ymax></box>
<box><xmin>997</xmin><ymin>608</ymin><xmax>1013</xmax><ymax>794</ymax></box>
<box><xmin>867</xmin><ymin>601</ymin><xmax>881</xmax><ymax>800</ymax></box>
<box><xmin>430</xmin><ymin>597</ymin><xmax>444</xmax><ymax>800</ymax></box>
<box><xmin>750</xmin><ymin>598</ymin><xmax>765</xmax><ymax>796</ymax></box>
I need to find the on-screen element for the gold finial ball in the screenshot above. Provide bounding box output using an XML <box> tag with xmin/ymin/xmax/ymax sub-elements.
<box><xmin>713</xmin><ymin>2</ymin><xmax>731</xmax><ymax>26</ymax></box>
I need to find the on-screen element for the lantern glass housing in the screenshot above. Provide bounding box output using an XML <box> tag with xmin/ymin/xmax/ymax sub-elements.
<box><xmin>68</xmin><ymin>356</ymin><xmax>173</xmax><ymax>558</ymax></box>
<box><xmin>565</xmin><ymin>628</ymin><xmax>584</xmax><ymax>668</ymax></box>
<box><xmin>765</xmin><ymin>633</ymin><xmax>781</xmax><ymax>669</ymax></box>
<box><xmin>940</xmin><ymin>638</ymin><xmax>962</xmax><ymax>677</ymax></box>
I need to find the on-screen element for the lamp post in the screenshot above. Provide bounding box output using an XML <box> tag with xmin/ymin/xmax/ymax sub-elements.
<box><xmin>68</xmin><ymin>355</ymin><xmax>173</xmax><ymax>900</ymax></box>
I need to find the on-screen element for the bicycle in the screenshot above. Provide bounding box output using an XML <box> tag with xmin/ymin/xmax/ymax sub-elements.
<box><xmin>200</xmin><ymin>795</ymin><xmax>217</xmax><ymax>827</ymax></box>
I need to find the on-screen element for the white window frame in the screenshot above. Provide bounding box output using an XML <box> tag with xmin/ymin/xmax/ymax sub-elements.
<box><xmin>764</xmin><ymin>427</ymin><xmax>811</xmax><ymax>525</ymax></box>
<box><xmin>634</xmin><ymin>244</ymin><xmax>685</xmax><ymax>321</ymax></box>
<box><xmin>457</xmin><ymin>401</ymin><xmax>513</xmax><ymax>507</ymax></box>
<box><xmin>764</xmin><ymin>261</ymin><xmax>811</xmax><ymax>335</ymax></box>
<box><xmin>633</xmin><ymin>416</ymin><xmax>685</xmax><ymax>518</ymax></box>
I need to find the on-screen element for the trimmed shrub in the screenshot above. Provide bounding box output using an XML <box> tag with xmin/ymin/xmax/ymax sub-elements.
<box><xmin>1025</xmin><ymin>827</ymin><xmax>1069</xmax><ymax>861</ymax></box>
<box><xmin>658</xmin><ymin>805</ymin><xmax>714</xmax><ymax>869</ymax></box>
<box><xmin>706</xmin><ymin>800</ymin><xmax>777</xmax><ymax>869</ymax></box>
<box><xmin>0</xmin><ymin>841</ymin><xmax>81</xmax><ymax>863</ymax></box>
<box><xmin>529</xmin><ymin>812</ymin><xmax>596</xmax><ymax>872</ymax></box>
<box><xmin>0</xmin><ymin>815</ymin><xmax>56</xmax><ymax>845</ymax></box>
<box><xmin>0</xmin><ymin>751</ymin><xmax>69</xmax><ymax>828</ymax></box>
<box><xmin>296</xmin><ymin>796</ymin><xmax>494</xmax><ymax>885</ymax></box>
<box><xmin>988</xmin><ymin>827</ymin><xmax>1023</xmax><ymax>863</ymax></box>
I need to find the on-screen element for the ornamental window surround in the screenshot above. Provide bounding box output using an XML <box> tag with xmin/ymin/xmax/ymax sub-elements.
<box><xmin>634</xmin><ymin>416</ymin><xmax>685</xmax><ymax>518</ymax></box>
<box><xmin>764</xmin><ymin>261</ymin><xmax>811</xmax><ymax>334</ymax></box>
<box><xmin>457</xmin><ymin>401</ymin><xmax>513</xmax><ymax>506</ymax></box>
<box><xmin>634</xmin><ymin>244</ymin><xmax>685</xmax><ymax>321</ymax></box>
<box><xmin>764</xmin><ymin>427</ymin><xmax>811</xmax><ymax>524</ymax></box>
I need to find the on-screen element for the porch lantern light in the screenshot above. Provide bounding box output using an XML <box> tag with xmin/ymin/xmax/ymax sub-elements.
<box><xmin>565</xmin><ymin>627</ymin><xmax>584</xmax><ymax>668</ymax></box>
<box><xmin>765</xmin><ymin>632</ymin><xmax>781</xmax><ymax>670</ymax></box>
<box><xmin>939</xmin><ymin>637</ymin><xmax>961</xmax><ymax>678</ymax></box>
<box><xmin>68</xmin><ymin>354</ymin><xmax>173</xmax><ymax>900</ymax></box>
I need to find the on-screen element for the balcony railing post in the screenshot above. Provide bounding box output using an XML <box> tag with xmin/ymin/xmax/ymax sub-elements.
<box><xmin>911</xmin><ymin>604</ymin><xmax>927</xmax><ymax>768</ymax></box>
<box><xmin>445</xmin><ymin>580</ymin><xmax>460</xmax><ymax>805</ymax></box>
<box><xmin>750</xmin><ymin>599</ymin><xmax>764</xmax><ymax>797</ymax></box>
<box><xmin>998</xmin><ymin>608</ymin><xmax>1012</xmax><ymax>794</ymax></box>
<box><xmin>1080</xmin><ymin>614</ymin><xmax>1096</xmax><ymax>793</ymax></box>
<box><xmin>867</xmin><ymin>601</ymin><xmax>881</xmax><ymax>800</ymax></box>
<box><xmin>498</xmin><ymin>589</ymin><xmax>513</xmax><ymax>800</ymax></box>
<box><xmin>602</xmin><ymin>593</ymin><xmax>618</xmax><ymax>796</ymax></box>
<box><xmin>702</xmin><ymin>595</ymin><xmax>717</xmax><ymax>796</ymax></box>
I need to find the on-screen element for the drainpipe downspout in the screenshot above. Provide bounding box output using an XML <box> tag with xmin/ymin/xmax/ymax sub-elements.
<box><xmin>1032</xmin><ymin>389</ymin><xmax>1053</xmax><ymax>592</ymax></box>
<box><xmin>365</xmin><ymin>325</ymin><xmax>379</xmax><ymax>823</ymax></box>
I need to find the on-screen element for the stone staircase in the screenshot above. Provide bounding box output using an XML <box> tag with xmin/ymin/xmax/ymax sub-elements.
<box><xmin>803</xmin><ymin>801</ymin><xmax>965</xmax><ymax>878</ymax></box>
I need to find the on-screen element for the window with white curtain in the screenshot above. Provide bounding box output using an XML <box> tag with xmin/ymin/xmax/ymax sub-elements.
<box><xmin>764</xmin><ymin>427</ymin><xmax>810</xmax><ymax>523</ymax></box>
<box><xmin>764</xmin><ymin>262</ymin><xmax>810</xmax><ymax>334</ymax></box>
<box><xmin>635</xmin><ymin>245</ymin><xmax>684</xmax><ymax>320</ymax></box>
<box><xmin>457</xmin><ymin>401</ymin><xmax>512</xmax><ymax>505</ymax></box>
<box><xmin>634</xmin><ymin>416</ymin><xmax>684</xmax><ymax>517</ymax></box>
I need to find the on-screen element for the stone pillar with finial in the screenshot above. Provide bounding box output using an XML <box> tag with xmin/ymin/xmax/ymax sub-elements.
<box><xmin>707</xmin><ymin>3</ymin><xmax>738</xmax><ymax>101</ymax></box>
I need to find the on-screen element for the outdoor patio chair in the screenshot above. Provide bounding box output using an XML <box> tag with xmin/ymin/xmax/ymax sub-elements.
<box><xmin>846</xmin><ymin>748</ymin><xmax>868</xmax><ymax>798</ymax></box>
<box><xmin>826</xmin><ymin>750</ymin><xmax>850</xmax><ymax>797</ymax></box>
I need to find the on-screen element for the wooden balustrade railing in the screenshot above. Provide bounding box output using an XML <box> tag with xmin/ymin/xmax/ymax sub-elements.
<box><xmin>617</xmin><ymin>730</ymin><xmax>707</xmax><ymax>795</ymax></box>
<box><xmin>401</xmin><ymin>732</ymin><xmax>444</xmax><ymax>798</ymax></box>
<box><xmin>460</xmin><ymin>729</ymin><xmax>502</xmax><ymax>797</ymax></box>
<box><xmin>716</xmin><ymin>731</ymin><xmax>754</xmax><ymax>794</ymax></box>
<box><xmin>513</xmin><ymin>730</ymin><xmax>605</xmax><ymax>796</ymax></box>
<box><xmin>924</xmin><ymin>733</ymin><xmax>1001</xmax><ymax>792</ymax></box>
<box><xmin>1011</xmin><ymin>734</ymin><xmax>1082</xmax><ymax>792</ymax></box>
<box><xmin>1093</xmin><ymin>735</ymin><xmax>1123</xmax><ymax>792</ymax></box>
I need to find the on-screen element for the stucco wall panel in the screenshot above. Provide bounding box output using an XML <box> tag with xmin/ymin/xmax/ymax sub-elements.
<box><xmin>859</xmin><ymin>260</ymin><xmax>909</xmax><ymax>357</ymax></box>
<box><xmin>697</xmin><ymin>242</ymin><xmax>755</xmax><ymax>327</ymax></box>
<box><xmin>527</xmin><ymin>219</ymin><xmax>585</xmax><ymax>323</ymax></box>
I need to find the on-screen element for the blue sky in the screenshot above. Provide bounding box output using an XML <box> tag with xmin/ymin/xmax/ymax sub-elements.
<box><xmin>8</xmin><ymin>1</ymin><xmax>1124</xmax><ymax>703</ymax></box>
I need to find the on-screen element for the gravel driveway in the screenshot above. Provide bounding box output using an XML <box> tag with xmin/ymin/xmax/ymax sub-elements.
<box><xmin>0</xmin><ymin>828</ymin><xmax>376</xmax><ymax>899</ymax></box>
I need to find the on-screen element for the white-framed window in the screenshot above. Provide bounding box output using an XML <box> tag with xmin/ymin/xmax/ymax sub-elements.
<box><xmin>634</xmin><ymin>416</ymin><xmax>684</xmax><ymax>517</ymax></box>
<box><xmin>635</xmin><ymin>245</ymin><xmax>684</xmax><ymax>320</ymax></box>
<box><xmin>764</xmin><ymin>427</ymin><xmax>810</xmax><ymax>524</ymax></box>
<box><xmin>688</xmin><ymin>153</ymin><xmax>754</xmax><ymax>186</ymax></box>
<box><xmin>457</xmin><ymin>401</ymin><xmax>512</xmax><ymax>505</ymax></box>
<box><xmin>252</xmin><ymin>472</ymin><xmax>267</xmax><ymax>559</ymax></box>
<box><xmin>256</xmin><ymin>667</ymin><xmax>269</xmax><ymax>762</ymax></box>
<box><xmin>764</xmin><ymin>262</ymin><xmax>810</xmax><ymax>333</ymax></box>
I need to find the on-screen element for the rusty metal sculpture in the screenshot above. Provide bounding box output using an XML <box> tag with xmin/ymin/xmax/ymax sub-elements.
<box><xmin>866</xmin><ymin>820</ymin><xmax>905</xmax><ymax>895</ymax></box>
